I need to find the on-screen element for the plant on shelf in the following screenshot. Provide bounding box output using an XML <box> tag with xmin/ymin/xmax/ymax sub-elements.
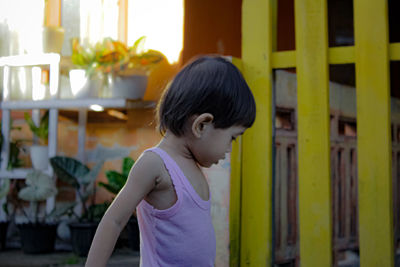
<box><xmin>24</xmin><ymin>110</ymin><xmax>49</xmax><ymax>170</ymax></box>
<box><xmin>17</xmin><ymin>170</ymin><xmax>59</xmax><ymax>254</ymax></box>
<box><xmin>71</xmin><ymin>36</ymin><xmax>163</xmax><ymax>76</ymax></box>
<box><xmin>24</xmin><ymin>110</ymin><xmax>49</xmax><ymax>146</ymax></box>
<box><xmin>98</xmin><ymin>157</ymin><xmax>139</xmax><ymax>250</ymax></box>
<box><xmin>70</xmin><ymin>36</ymin><xmax>164</xmax><ymax>99</ymax></box>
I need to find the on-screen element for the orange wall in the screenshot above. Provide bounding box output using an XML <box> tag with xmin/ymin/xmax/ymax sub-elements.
<box><xmin>182</xmin><ymin>0</ymin><xmax>242</xmax><ymax>63</ymax></box>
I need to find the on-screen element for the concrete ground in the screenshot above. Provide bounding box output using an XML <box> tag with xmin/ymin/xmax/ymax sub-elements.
<box><xmin>0</xmin><ymin>247</ymin><xmax>140</xmax><ymax>267</ymax></box>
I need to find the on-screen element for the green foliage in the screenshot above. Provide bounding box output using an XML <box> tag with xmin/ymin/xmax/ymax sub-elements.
<box><xmin>24</xmin><ymin>110</ymin><xmax>49</xmax><ymax>145</ymax></box>
<box><xmin>0</xmin><ymin>121</ymin><xmax>24</xmax><ymax>170</ymax></box>
<box><xmin>18</xmin><ymin>170</ymin><xmax>57</xmax><ymax>202</ymax></box>
<box><xmin>81</xmin><ymin>202</ymin><xmax>110</xmax><ymax>222</ymax></box>
<box><xmin>98</xmin><ymin>157</ymin><xmax>134</xmax><ymax>196</ymax></box>
<box><xmin>71</xmin><ymin>36</ymin><xmax>163</xmax><ymax>76</ymax></box>
<box><xmin>62</xmin><ymin>255</ymin><xmax>81</xmax><ymax>265</ymax></box>
<box><xmin>0</xmin><ymin>179</ymin><xmax>10</xmax><ymax>199</ymax></box>
<box><xmin>17</xmin><ymin>170</ymin><xmax>58</xmax><ymax>224</ymax></box>
<box><xmin>50</xmin><ymin>156</ymin><xmax>105</xmax><ymax>222</ymax></box>
<box><xmin>0</xmin><ymin>180</ymin><xmax>10</xmax><ymax>218</ymax></box>
<box><xmin>8</xmin><ymin>140</ymin><xmax>24</xmax><ymax>170</ymax></box>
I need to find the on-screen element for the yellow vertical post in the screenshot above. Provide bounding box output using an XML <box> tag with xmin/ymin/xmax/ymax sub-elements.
<box><xmin>354</xmin><ymin>1</ymin><xmax>394</xmax><ymax>266</ymax></box>
<box><xmin>230</xmin><ymin>136</ymin><xmax>242</xmax><ymax>267</ymax></box>
<box><xmin>241</xmin><ymin>0</ymin><xmax>274</xmax><ymax>265</ymax></box>
<box><xmin>294</xmin><ymin>0</ymin><xmax>332</xmax><ymax>266</ymax></box>
<box><xmin>230</xmin><ymin>57</ymin><xmax>243</xmax><ymax>267</ymax></box>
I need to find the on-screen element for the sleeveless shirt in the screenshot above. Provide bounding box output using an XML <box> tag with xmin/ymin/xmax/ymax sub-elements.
<box><xmin>136</xmin><ymin>147</ymin><xmax>216</xmax><ymax>267</ymax></box>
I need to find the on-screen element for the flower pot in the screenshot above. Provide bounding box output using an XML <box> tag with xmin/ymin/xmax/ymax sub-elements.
<box><xmin>127</xmin><ymin>217</ymin><xmax>140</xmax><ymax>251</ymax></box>
<box><xmin>69</xmin><ymin>222</ymin><xmax>98</xmax><ymax>256</ymax></box>
<box><xmin>42</xmin><ymin>26</ymin><xmax>65</xmax><ymax>54</ymax></box>
<box><xmin>30</xmin><ymin>145</ymin><xmax>48</xmax><ymax>170</ymax></box>
<box><xmin>0</xmin><ymin>221</ymin><xmax>9</xmax><ymax>251</ymax></box>
<box><xmin>110</xmin><ymin>74</ymin><xmax>148</xmax><ymax>99</ymax></box>
<box><xmin>69</xmin><ymin>70</ymin><xmax>102</xmax><ymax>99</ymax></box>
<box><xmin>18</xmin><ymin>223</ymin><xmax>58</xmax><ymax>254</ymax></box>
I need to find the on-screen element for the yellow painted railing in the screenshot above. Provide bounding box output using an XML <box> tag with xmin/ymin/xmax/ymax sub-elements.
<box><xmin>354</xmin><ymin>1</ymin><xmax>394</xmax><ymax>266</ymax></box>
<box><xmin>239</xmin><ymin>0</ymin><xmax>275</xmax><ymax>266</ymax></box>
<box><xmin>234</xmin><ymin>0</ymin><xmax>396</xmax><ymax>266</ymax></box>
<box><xmin>294</xmin><ymin>0</ymin><xmax>332</xmax><ymax>266</ymax></box>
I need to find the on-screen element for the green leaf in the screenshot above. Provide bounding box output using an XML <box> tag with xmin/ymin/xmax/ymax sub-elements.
<box><xmin>131</xmin><ymin>36</ymin><xmax>146</xmax><ymax>54</ymax></box>
<box><xmin>18</xmin><ymin>170</ymin><xmax>57</xmax><ymax>202</ymax></box>
<box><xmin>98</xmin><ymin>181</ymin><xmax>120</xmax><ymax>195</ymax></box>
<box><xmin>82</xmin><ymin>202</ymin><xmax>110</xmax><ymax>222</ymax></box>
<box><xmin>7</xmin><ymin>141</ymin><xmax>23</xmax><ymax>170</ymax></box>
<box><xmin>24</xmin><ymin>111</ymin><xmax>49</xmax><ymax>142</ymax></box>
<box><xmin>0</xmin><ymin>179</ymin><xmax>10</xmax><ymax>199</ymax></box>
<box><xmin>47</xmin><ymin>202</ymin><xmax>76</xmax><ymax>219</ymax></box>
<box><xmin>50</xmin><ymin>156</ymin><xmax>89</xmax><ymax>188</ymax></box>
<box><xmin>122</xmin><ymin>157</ymin><xmax>134</xmax><ymax>177</ymax></box>
<box><xmin>105</xmin><ymin>171</ymin><xmax>126</xmax><ymax>188</ymax></box>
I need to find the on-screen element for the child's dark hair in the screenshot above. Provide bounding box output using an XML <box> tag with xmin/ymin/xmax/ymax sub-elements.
<box><xmin>157</xmin><ymin>55</ymin><xmax>256</xmax><ymax>136</ymax></box>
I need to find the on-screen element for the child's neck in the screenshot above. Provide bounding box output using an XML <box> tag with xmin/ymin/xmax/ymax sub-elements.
<box><xmin>158</xmin><ymin>131</ymin><xmax>196</xmax><ymax>162</ymax></box>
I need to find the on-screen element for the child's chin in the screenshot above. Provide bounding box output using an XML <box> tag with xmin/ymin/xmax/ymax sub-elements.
<box><xmin>201</xmin><ymin>161</ymin><xmax>214</xmax><ymax>168</ymax></box>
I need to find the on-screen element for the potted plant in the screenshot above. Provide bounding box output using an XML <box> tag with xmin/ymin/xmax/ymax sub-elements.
<box><xmin>24</xmin><ymin>110</ymin><xmax>49</xmax><ymax>170</ymax></box>
<box><xmin>0</xmin><ymin>179</ymin><xmax>10</xmax><ymax>251</ymax></box>
<box><xmin>98</xmin><ymin>157</ymin><xmax>139</xmax><ymax>251</ymax></box>
<box><xmin>49</xmin><ymin>156</ymin><xmax>106</xmax><ymax>256</ymax></box>
<box><xmin>0</xmin><ymin>121</ymin><xmax>25</xmax><ymax>170</ymax></box>
<box><xmin>70</xmin><ymin>36</ymin><xmax>163</xmax><ymax>99</ymax></box>
<box><xmin>17</xmin><ymin>170</ymin><xmax>58</xmax><ymax>254</ymax></box>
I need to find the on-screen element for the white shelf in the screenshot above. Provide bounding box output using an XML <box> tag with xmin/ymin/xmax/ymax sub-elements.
<box><xmin>0</xmin><ymin>98</ymin><xmax>156</xmax><ymax>110</ymax></box>
<box><xmin>0</xmin><ymin>168</ymin><xmax>53</xmax><ymax>179</ymax></box>
<box><xmin>0</xmin><ymin>53</ymin><xmax>156</xmax><ymax>183</ymax></box>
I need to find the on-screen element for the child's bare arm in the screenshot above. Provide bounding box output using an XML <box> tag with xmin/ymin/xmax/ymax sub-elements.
<box><xmin>85</xmin><ymin>152</ymin><xmax>159</xmax><ymax>267</ymax></box>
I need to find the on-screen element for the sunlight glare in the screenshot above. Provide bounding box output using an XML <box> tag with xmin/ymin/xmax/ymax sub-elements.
<box><xmin>128</xmin><ymin>0</ymin><xmax>184</xmax><ymax>63</ymax></box>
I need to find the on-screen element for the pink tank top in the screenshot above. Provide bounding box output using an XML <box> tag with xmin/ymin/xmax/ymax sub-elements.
<box><xmin>136</xmin><ymin>147</ymin><xmax>216</xmax><ymax>267</ymax></box>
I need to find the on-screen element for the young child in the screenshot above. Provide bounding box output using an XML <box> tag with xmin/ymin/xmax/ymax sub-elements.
<box><xmin>85</xmin><ymin>56</ymin><xmax>256</xmax><ymax>267</ymax></box>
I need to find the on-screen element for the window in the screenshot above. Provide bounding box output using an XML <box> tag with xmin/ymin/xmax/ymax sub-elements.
<box><xmin>127</xmin><ymin>0</ymin><xmax>183</xmax><ymax>63</ymax></box>
<box><xmin>0</xmin><ymin>0</ymin><xmax>44</xmax><ymax>56</ymax></box>
<box><xmin>76</xmin><ymin>0</ymin><xmax>184</xmax><ymax>63</ymax></box>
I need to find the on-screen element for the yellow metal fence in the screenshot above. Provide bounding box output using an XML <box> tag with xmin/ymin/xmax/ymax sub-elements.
<box><xmin>231</xmin><ymin>0</ymin><xmax>395</xmax><ymax>266</ymax></box>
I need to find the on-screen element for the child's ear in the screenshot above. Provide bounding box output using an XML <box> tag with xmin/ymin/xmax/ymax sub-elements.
<box><xmin>191</xmin><ymin>113</ymin><xmax>214</xmax><ymax>138</ymax></box>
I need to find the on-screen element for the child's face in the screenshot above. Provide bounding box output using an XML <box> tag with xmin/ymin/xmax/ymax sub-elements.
<box><xmin>192</xmin><ymin>124</ymin><xmax>246</xmax><ymax>167</ymax></box>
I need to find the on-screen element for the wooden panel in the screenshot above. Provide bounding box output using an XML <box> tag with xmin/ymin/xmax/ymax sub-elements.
<box><xmin>353</xmin><ymin>0</ymin><xmax>394</xmax><ymax>266</ymax></box>
<box><xmin>294</xmin><ymin>0</ymin><xmax>332</xmax><ymax>266</ymax></box>
<box><xmin>241</xmin><ymin>0</ymin><xmax>275</xmax><ymax>265</ymax></box>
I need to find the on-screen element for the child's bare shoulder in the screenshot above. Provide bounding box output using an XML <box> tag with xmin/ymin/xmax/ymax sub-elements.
<box><xmin>130</xmin><ymin>149</ymin><xmax>164</xmax><ymax>178</ymax></box>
